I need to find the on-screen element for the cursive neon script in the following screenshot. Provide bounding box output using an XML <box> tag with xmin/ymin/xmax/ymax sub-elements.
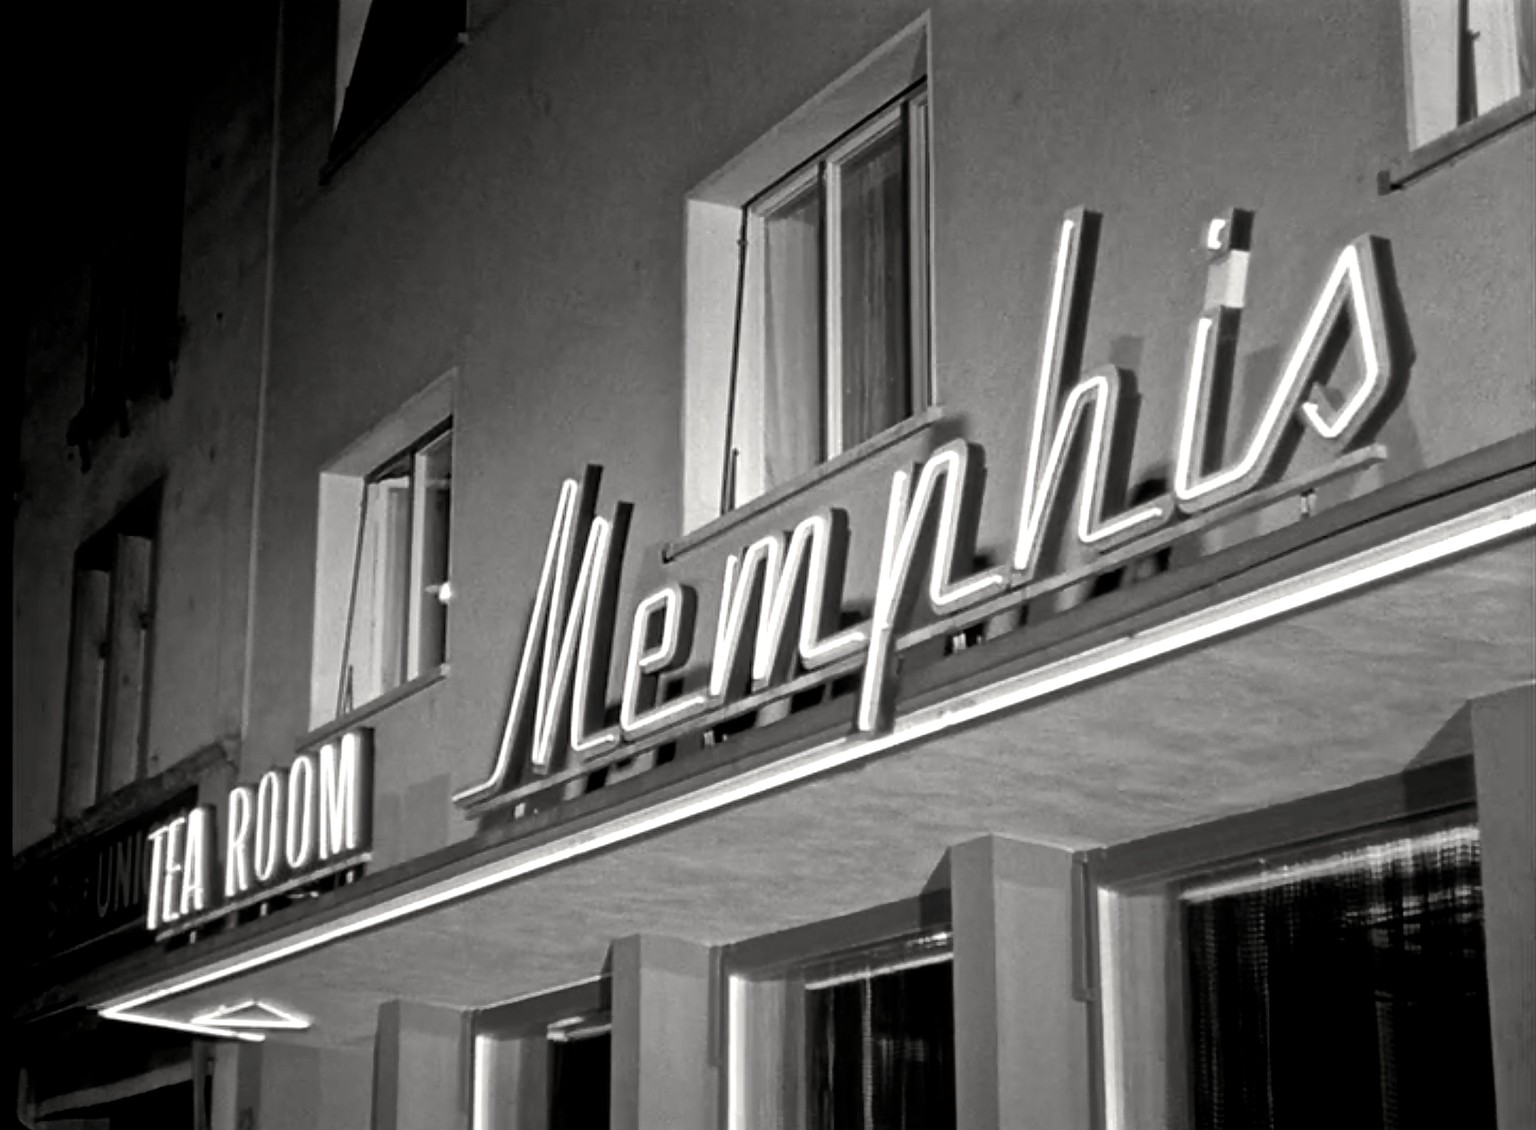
<box><xmin>455</xmin><ymin>208</ymin><xmax>1398</xmax><ymax>811</ymax></box>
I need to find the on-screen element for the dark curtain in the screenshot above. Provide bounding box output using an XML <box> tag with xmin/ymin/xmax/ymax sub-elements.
<box><xmin>1185</xmin><ymin>827</ymin><xmax>1495</xmax><ymax>1130</ymax></box>
<box><xmin>807</xmin><ymin>959</ymin><xmax>955</xmax><ymax>1130</ymax></box>
<box><xmin>548</xmin><ymin>1032</ymin><xmax>611</xmax><ymax>1130</ymax></box>
<box><xmin>838</xmin><ymin>127</ymin><xmax>911</xmax><ymax>450</ymax></box>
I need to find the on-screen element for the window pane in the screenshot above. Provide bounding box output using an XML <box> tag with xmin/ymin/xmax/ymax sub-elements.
<box><xmin>1405</xmin><ymin>0</ymin><xmax>1535</xmax><ymax>147</ymax></box>
<box><xmin>341</xmin><ymin>468</ymin><xmax>412</xmax><ymax>711</ymax></box>
<box><xmin>758</xmin><ymin>184</ymin><xmax>824</xmax><ymax>494</ymax></box>
<box><xmin>1469</xmin><ymin>0</ymin><xmax>1534</xmax><ymax>117</ymax></box>
<box><xmin>62</xmin><ymin>567</ymin><xmax>112</xmax><ymax>817</ymax></box>
<box><xmin>101</xmin><ymin>533</ymin><xmax>154</xmax><ymax>794</ymax></box>
<box><xmin>734</xmin><ymin>181</ymin><xmax>825</xmax><ymax>509</ymax></box>
<box><xmin>374</xmin><ymin>474</ymin><xmax>412</xmax><ymax>693</ymax></box>
<box><xmin>1183</xmin><ymin>825</ymin><xmax>1495</xmax><ymax>1130</ymax></box>
<box><xmin>806</xmin><ymin>960</ymin><xmax>955</xmax><ymax>1130</ymax></box>
<box><xmin>330</xmin><ymin>0</ymin><xmax>465</xmax><ymax>167</ymax></box>
<box><xmin>412</xmin><ymin>430</ymin><xmax>452</xmax><ymax>676</ymax></box>
<box><xmin>549</xmin><ymin>1032</ymin><xmax>610</xmax><ymax>1129</ymax></box>
<box><xmin>1403</xmin><ymin>0</ymin><xmax>1462</xmax><ymax>146</ymax></box>
<box><xmin>838</xmin><ymin>125</ymin><xmax>910</xmax><ymax>451</ymax></box>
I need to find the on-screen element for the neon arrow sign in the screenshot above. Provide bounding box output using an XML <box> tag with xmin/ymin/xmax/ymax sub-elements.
<box><xmin>190</xmin><ymin>999</ymin><xmax>312</xmax><ymax>1032</ymax></box>
<box><xmin>455</xmin><ymin>207</ymin><xmax>1400</xmax><ymax>814</ymax></box>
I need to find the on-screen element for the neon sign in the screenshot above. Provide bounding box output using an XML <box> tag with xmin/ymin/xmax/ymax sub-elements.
<box><xmin>455</xmin><ymin>208</ymin><xmax>1400</xmax><ymax>814</ymax></box>
<box><xmin>145</xmin><ymin>730</ymin><xmax>372</xmax><ymax>936</ymax></box>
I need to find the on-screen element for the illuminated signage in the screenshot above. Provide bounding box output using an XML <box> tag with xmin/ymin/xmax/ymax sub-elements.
<box><xmin>455</xmin><ymin>208</ymin><xmax>1400</xmax><ymax>814</ymax></box>
<box><xmin>191</xmin><ymin>999</ymin><xmax>311</xmax><ymax>1032</ymax></box>
<box><xmin>145</xmin><ymin>730</ymin><xmax>372</xmax><ymax>936</ymax></box>
<box><xmin>18</xmin><ymin>788</ymin><xmax>200</xmax><ymax>965</ymax></box>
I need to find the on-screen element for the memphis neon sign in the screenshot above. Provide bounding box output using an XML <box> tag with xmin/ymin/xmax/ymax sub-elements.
<box><xmin>455</xmin><ymin>207</ymin><xmax>1399</xmax><ymax>813</ymax></box>
<box><xmin>145</xmin><ymin>730</ymin><xmax>372</xmax><ymax>935</ymax></box>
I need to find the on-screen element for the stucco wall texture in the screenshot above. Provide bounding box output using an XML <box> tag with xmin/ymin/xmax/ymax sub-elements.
<box><xmin>15</xmin><ymin>0</ymin><xmax>1534</xmax><ymax>865</ymax></box>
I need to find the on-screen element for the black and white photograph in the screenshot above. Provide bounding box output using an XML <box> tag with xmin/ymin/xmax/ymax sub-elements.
<box><xmin>13</xmin><ymin>0</ymin><xmax>1534</xmax><ymax>1127</ymax></box>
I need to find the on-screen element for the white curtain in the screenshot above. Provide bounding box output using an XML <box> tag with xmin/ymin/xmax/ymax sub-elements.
<box><xmin>754</xmin><ymin>187</ymin><xmax>824</xmax><ymax>500</ymax></box>
<box><xmin>1469</xmin><ymin>0</ymin><xmax>1534</xmax><ymax>115</ymax></box>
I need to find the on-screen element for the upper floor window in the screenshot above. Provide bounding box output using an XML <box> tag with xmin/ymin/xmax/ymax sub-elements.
<box><xmin>683</xmin><ymin>18</ymin><xmax>931</xmax><ymax>532</ymax></box>
<box><xmin>311</xmin><ymin>374</ymin><xmax>453</xmax><ymax>727</ymax></box>
<box><xmin>1402</xmin><ymin>0</ymin><xmax>1534</xmax><ymax>147</ymax></box>
<box><xmin>327</xmin><ymin>0</ymin><xmax>466</xmax><ymax>178</ymax></box>
<box><xmin>60</xmin><ymin>483</ymin><xmax>162</xmax><ymax>819</ymax></box>
<box><xmin>547</xmin><ymin>1018</ymin><xmax>612</xmax><ymax>1129</ymax></box>
<box><xmin>723</xmin><ymin>86</ymin><xmax>931</xmax><ymax>513</ymax></box>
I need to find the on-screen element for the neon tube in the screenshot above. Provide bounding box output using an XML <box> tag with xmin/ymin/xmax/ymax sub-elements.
<box><xmin>100</xmin><ymin>491</ymin><xmax>1535</xmax><ymax>1034</ymax></box>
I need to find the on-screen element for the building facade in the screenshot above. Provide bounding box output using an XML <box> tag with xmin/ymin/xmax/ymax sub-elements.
<box><xmin>14</xmin><ymin>1</ymin><xmax>1535</xmax><ymax>1127</ymax></box>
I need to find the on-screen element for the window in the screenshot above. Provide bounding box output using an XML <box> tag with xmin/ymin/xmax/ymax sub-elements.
<box><xmin>547</xmin><ymin>1019</ymin><xmax>612</xmax><ymax>1130</ymax></box>
<box><xmin>683</xmin><ymin>17</ymin><xmax>931</xmax><ymax>531</ymax></box>
<box><xmin>727</xmin><ymin>917</ymin><xmax>955</xmax><ymax>1130</ymax></box>
<box><xmin>1401</xmin><ymin>0</ymin><xmax>1534</xmax><ymax>148</ymax></box>
<box><xmin>722</xmin><ymin>87</ymin><xmax>930</xmax><ymax>513</ymax></box>
<box><xmin>472</xmin><ymin>982</ymin><xmax>611</xmax><ymax>1130</ymax></box>
<box><xmin>312</xmin><ymin>375</ymin><xmax>453</xmax><ymax>727</ymax></box>
<box><xmin>1182</xmin><ymin>820</ymin><xmax>1495</xmax><ymax>1129</ymax></box>
<box><xmin>804</xmin><ymin>948</ymin><xmax>954</xmax><ymax>1130</ymax></box>
<box><xmin>333</xmin><ymin>426</ymin><xmax>451</xmax><ymax>717</ymax></box>
<box><xmin>60</xmin><ymin>483</ymin><xmax>162</xmax><ymax>819</ymax></box>
<box><xmin>1093</xmin><ymin>764</ymin><xmax>1497</xmax><ymax>1130</ymax></box>
<box><xmin>327</xmin><ymin>0</ymin><xmax>466</xmax><ymax>178</ymax></box>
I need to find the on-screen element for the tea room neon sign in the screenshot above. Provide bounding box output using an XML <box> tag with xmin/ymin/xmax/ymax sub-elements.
<box><xmin>455</xmin><ymin>208</ymin><xmax>1399</xmax><ymax>814</ymax></box>
<box><xmin>145</xmin><ymin>730</ymin><xmax>372</xmax><ymax>936</ymax></box>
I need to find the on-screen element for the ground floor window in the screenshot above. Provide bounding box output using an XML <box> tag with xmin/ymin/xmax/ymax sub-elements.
<box><xmin>805</xmin><ymin>953</ymin><xmax>954</xmax><ymax>1130</ymax></box>
<box><xmin>1181</xmin><ymin>821</ymin><xmax>1494</xmax><ymax>1130</ymax></box>
<box><xmin>547</xmin><ymin>1019</ymin><xmax>611</xmax><ymax>1129</ymax></box>
<box><xmin>727</xmin><ymin>907</ymin><xmax>954</xmax><ymax>1130</ymax></box>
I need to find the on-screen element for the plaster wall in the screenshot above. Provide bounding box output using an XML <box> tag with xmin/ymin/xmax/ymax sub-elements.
<box><xmin>253</xmin><ymin>1041</ymin><xmax>372</xmax><ymax>1130</ymax></box>
<box><xmin>227</xmin><ymin>0</ymin><xmax>1536</xmax><ymax>877</ymax></box>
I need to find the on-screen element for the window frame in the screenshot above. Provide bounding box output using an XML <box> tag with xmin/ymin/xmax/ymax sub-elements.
<box><xmin>681</xmin><ymin>15</ymin><xmax>932</xmax><ymax>536</ymax></box>
<box><xmin>471</xmin><ymin>978</ymin><xmax>613</xmax><ymax>1130</ymax></box>
<box><xmin>311</xmin><ymin>370</ymin><xmax>456</xmax><ymax>731</ymax></box>
<box><xmin>59</xmin><ymin>482</ymin><xmax>163</xmax><ymax>820</ymax></box>
<box><xmin>1382</xmin><ymin>0</ymin><xmax>1535</xmax><ymax>192</ymax></box>
<box><xmin>721</xmin><ymin>889</ymin><xmax>954</xmax><ymax>1130</ymax></box>
<box><xmin>1088</xmin><ymin>755</ymin><xmax>1484</xmax><ymax>1129</ymax></box>
<box><xmin>335</xmin><ymin>416</ymin><xmax>454</xmax><ymax>719</ymax></box>
<box><xmin>322</xmin><ymin>0</ymin><xmax>467</xmax><ymax>184</ymax></box>
<box><xmin>727</xmin><ymin>82</ymin><xmax>932</xmax><ymax>513</ymax></box>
